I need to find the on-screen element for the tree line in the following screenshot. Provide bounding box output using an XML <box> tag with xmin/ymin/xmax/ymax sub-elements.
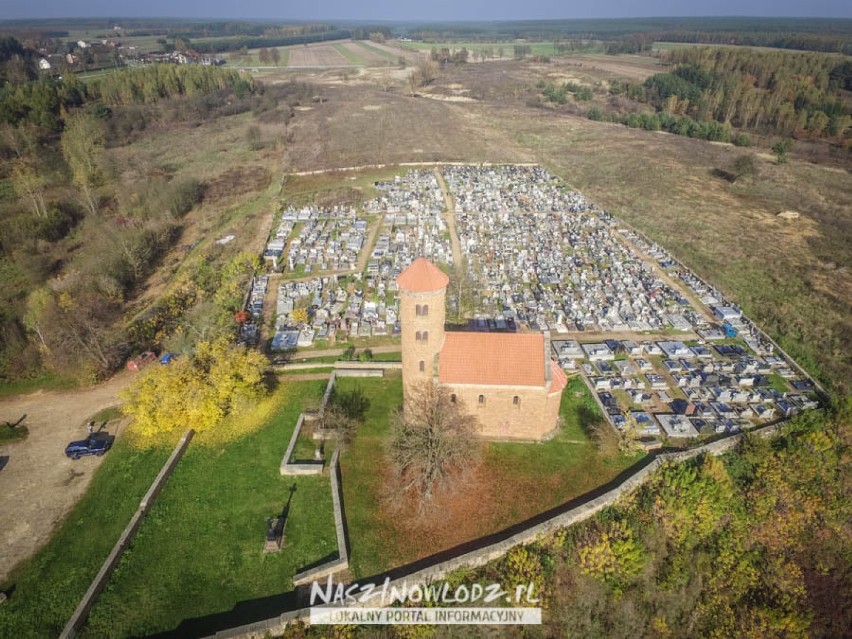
<box><xmin>0</xmin><ymin>47</ymin><xmax>274</xmax><ymax>382</ymax></box>
<box><xmin>654</xmin><ymin>30</ymin><xmax>851</xmax><ymax>54</ymax></box>
<box><xmin>0</xmin><ymin>63</ymin><xmax>248</xmax><ymax>132</ymax></box>
<box><xmin>608</xmin><ymin>47</ymin><xmax>851</xmax><ymax>141</ymax></box>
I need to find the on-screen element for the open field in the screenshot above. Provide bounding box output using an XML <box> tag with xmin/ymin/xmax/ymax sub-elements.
<box><xmin>105</xmin><ymin>108</ymin><xmax>287</xmax><ymax>312</ymax></box>
<box><xmin>398</xmin><ymin>40</ymin><xmax>561</xmax><ymax>57</ymax></box>
<box><xmin>339</xmin><ymin>374</ymin><xmax>641</xmax><ymax>579</ymax></box>
<box><xmin>223</xmin><ymin>45</ymin><xmax>290</xmax><ymax>67</ymax></box>
<box><xmin>287</xmin><ymin>41</ymin><xmax>355</xmax><ymax>67</ymax></box>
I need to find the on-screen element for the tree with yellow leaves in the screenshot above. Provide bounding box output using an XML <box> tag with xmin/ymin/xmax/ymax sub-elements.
<box><xmin>121</xmin><ymin>337</ymin><xmax>267</xmax><ymax>440</ymax></box>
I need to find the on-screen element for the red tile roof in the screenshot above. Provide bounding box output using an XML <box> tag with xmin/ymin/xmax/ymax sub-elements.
<box><xmin>396</xmin><ymin>258</ymin><xmax>449</xmax><ymax>293</ymax></box>
<box><xmin>550</xmin><ymin>361</ymin><xmax>568</xmax><ymax>394</ymax></box>
<box><xmin>439</xmin><ymin>332</ymin><xmax>546</xmax><ymax>387</ymax></box>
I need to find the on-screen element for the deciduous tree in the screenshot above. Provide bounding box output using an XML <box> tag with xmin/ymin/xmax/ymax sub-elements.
<box><xmin>387</xmin><ymin>381</ymin><xmax>480</xmax><ymax>509</ymax></box>
<box><xmin>121</xmin><ymin>337</ymin><xmax>267</xmax><ymax>440</ymax></box>
<box><xmin>61</xmin><ymin>110</ymin><xmax>104</xmax><ymax>215</ymax></box>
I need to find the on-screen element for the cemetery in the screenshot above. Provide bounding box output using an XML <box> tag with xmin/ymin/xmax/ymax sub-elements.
<box><xmin>259</xmin><ymin>164</ymin><xmax>820</xmax><ymax>444</ymax></box>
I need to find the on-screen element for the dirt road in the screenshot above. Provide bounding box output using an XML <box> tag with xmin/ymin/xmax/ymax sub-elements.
<box><xmin>433</xmin><ymin>167</ymin><xmax>463</xmax><ymax>278</ymax></box>
<box><xmin>0</xmin><ymin>373</ymin><xmax>133</xmax><ymax>582</ymax></box>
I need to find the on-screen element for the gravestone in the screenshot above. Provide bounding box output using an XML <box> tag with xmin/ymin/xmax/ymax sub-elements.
<box><xmin>264</xmin><ymin>516</ymin><xmax>285</xmax><ymax>553</ymax></box>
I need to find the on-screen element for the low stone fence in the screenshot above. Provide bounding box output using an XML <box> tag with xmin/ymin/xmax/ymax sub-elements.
<box><xmin>280</xmin><ymin>375</ymin><xmax>337</xmax><ymax>475</ymax></box>
<box><xmin>60</xmin><ymin>430</ymin><xmax>194</xmax><ymax>639</ymax></box>
<box><xmin>292</xmin><ymin>448</ymin><xmax>349</xmax><ymax>585</ymax></box>
<box><xmin>277</xmin><ymin>372</ymin><xmax>351</xmax><ymax>586</ymax></box>
<box><xmin>207</xmin><ymin>419</ymin><xmax>786</xmax><ymax>639</ymax></box>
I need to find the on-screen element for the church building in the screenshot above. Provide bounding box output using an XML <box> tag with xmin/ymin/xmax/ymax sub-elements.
<box><xmin>397</xmin><ymin>257</ymin><xmax>567</xmax><ymax>440</ymax></box>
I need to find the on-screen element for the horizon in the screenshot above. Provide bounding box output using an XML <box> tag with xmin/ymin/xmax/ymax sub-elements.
<box><xmin>1</xmin><ymin>0</ymin><xmax>851</xmax><ymax>22</ymax></box>
<box><xmin>3</xmin><ymin>15</ymin><xmax>852</xmax><ymax>23</ymax></box>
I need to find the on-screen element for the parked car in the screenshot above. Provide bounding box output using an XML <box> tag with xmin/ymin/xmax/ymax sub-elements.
<box><xmin>159</xmin><ymin>352</ymin><xmax>176</xmax><ymax>365</ymax></box>
<box><xmin>127</xmin><ymin>351</ymin><xmax>157</xmax><ymax>371</ymax></box>
<box><xmin>65</xmin><ymin>436</ymin><xmax>112</xmax><ymax>460</ymax></box>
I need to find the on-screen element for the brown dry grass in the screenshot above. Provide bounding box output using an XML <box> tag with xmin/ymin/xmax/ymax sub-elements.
<box><xmin>106</xmin><ymin>111</ymin><xmax>286</xmax><ymax>309</ymax></box>
<box><xmin>288</xmin><ymin>43</ymin><xmax>354</xmax><ymax>67</ymax></box>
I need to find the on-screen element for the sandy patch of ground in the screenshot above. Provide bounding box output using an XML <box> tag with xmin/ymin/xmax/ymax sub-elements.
<box><xmin>0</xmin><ymin>373</ymin><xmax>134</xmax><ymax>582</ymax></box>
<box><xmin>423</xmin><ymin>94</ymin><xmax>477</xmax><ymax>103</ymax></box>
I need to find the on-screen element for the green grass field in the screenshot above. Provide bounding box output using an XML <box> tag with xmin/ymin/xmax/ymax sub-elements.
<box><xmin>333</xmin><ymin>43</ymin><xmax>367</xmax><ymax>66</ymax></box>
<box><xmin>353</xmin><ymin>40</ymin><xmax>402</xmax><ymax>63</ymax></box>
<box><xmin>78</xmin><ymin>381</ymin><xmax>335</xmax><ymax>638</ymax></box>
<box><xmin>0</xmin><ymin>373</ymin><xmax>78</xmax><ymax>398</ymax></box>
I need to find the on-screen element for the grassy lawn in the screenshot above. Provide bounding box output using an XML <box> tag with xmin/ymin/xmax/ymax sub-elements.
<box><xmin>340</xmin><ymin>374</ymin><xmax>643</xmax><ymax>579</ymax></box>
<box><xmin>0</xmin><ymin>373</ymin><xmax>79</xmax><ymax>398</ymax></box>
<box><xmin>0</xmin><ymin>424</ymin><xmax>28</xmax><ymax>443</ymax></box>
<box><xmin>0</xmin><ymin>440</ymin><xmax>171</xmax><ymax>639</ymax></box>
<box><xmin>80</xmin><ymin>380</ymin><xmax>336</xmax><ymax>638</ymax></box>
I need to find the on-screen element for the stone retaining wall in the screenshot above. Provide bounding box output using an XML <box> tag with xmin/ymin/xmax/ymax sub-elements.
<box><xmin>207</xmin><ymin>419</ymin><xmax>787</xmax><ymax>639</ymax></box>
<box><xmin>292</xmin><ymin>448</ymin><xmax>349</xmax><ymax>585</ymax></box>
<box><xmin>59</xmin><ymin>430</ymin><xmax>194</xmax><ymax>639</ymax></box>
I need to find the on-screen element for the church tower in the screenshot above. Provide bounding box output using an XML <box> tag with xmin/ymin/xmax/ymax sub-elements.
<box><xmin>396</xmin><ymin>258</ymin><xmax>448</xmax><ymax>395</ymax></box>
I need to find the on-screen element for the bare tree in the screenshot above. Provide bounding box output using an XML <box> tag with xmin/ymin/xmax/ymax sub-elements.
<box><xmin>388</xmin><ymin>381</ymin><xmax>481</xmax><ymax>510</ymax></box>
<box><xmin>407</xmin><ymin>57</ymin><xmax>438</xmax><ymax>95</ymax></box>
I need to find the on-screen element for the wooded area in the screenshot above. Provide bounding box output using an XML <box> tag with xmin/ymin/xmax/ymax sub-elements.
<box><xmin>0</xmin><ymin>38</ymin><xmax>293</xmax><ymax>383</ymax></box>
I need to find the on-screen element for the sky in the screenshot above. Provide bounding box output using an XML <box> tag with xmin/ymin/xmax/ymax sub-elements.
<box><xmin>1</xmin><ymin>0</ymin><xmax>850</xmax><ymax>21</ymax></box>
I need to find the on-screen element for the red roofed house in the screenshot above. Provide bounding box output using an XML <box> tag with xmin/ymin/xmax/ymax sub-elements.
<box><xmin>397</xmin><ymin>257</ymin><xmax>567</xmax><ymax>440</ymax></box>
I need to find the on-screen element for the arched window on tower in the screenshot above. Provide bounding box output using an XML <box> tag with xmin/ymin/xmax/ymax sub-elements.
<box><xmin>415</xmin><ymin>304</ymin><xmax>422</xmax><ymax>316</ymax></box>
<box><xmin>450</xmin><ymin>394</ymin><xmax>457</xmax><ymax>403</ymax></box>
<box><xmin>416</xmin><ymin>331</ymin><xmax>428</xmax><ymax>343</ymax></box>
<box><xmin>422</xmin><ymin>304</ymin><xmax>429</xmax><ymax>316</ymax></box>
<box><xmin>478</xmin><ymin>394</ymin><xmax>485</xmax><ymax>406</ymax></box>
<box><xmin>513</xmin><ymin>396</ymin><xmax>520</xmax><ymax>408</ymax></box>
<box><xmin>419</xmin><ymin>360</ymin><xmax>425</xmax><ymax>373</ymax></box>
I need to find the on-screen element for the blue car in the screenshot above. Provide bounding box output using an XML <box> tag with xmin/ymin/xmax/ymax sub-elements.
<box><xmin>65</xmin><ymin>436</ymin><xmax>112</xmax><ymax>460</ymax></box>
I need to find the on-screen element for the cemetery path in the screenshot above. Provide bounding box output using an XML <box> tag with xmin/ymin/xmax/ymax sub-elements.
<box><xmin>0</xmin><ymin>372</ymin><xmax>134</xmax><ymax>582</ymax></box>
<box><xmin>434</xmin><ymin>168</ymin><xmax>464</xmax><ymax>278</ymax></box>
<box><xmin>358</xmin><ymin>218</ymin><xmax>383</xmax><ymax>273</ymax></box>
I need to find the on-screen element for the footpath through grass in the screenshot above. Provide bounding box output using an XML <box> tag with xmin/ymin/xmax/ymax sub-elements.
<box><xmin>80</xmin><ymin>380</ymin><xmax>336</xmax><ymax>638</ymax></box>
<box><xmin>340</xmin><ymin>374</ymin><xmax>644</xmax><ymax>579</ymax></box>
<box><xmin>0</xmin><ymin>439</ymin><xmax>171</xmax><ymax>639</ymax></box>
